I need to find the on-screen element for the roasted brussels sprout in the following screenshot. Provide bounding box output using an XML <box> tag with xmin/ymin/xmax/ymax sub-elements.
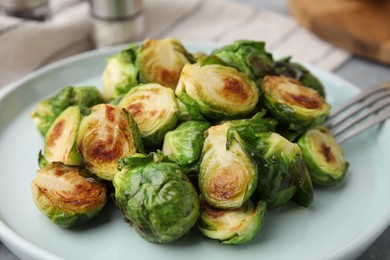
<box><xmin>102</xmin><ymin>44</ymin><xmax>140</xmax><ymax>100</ymax></box>
<box><xmin>31</xmin><ymin>86</ymin><xmax>104</xmax><ymax>136</ymax></box>
<box><xmin>199</xmin><ymin>122</ymin><xmax>257</xmax><ymax>209</ymax></box>
<box><xmin>118</xmin><ymin>83</ymin><xmax>179</xmax><ymax>146</ymax></box>
<box><xmin>211</xmin><ymin>40</ymin><xmax>274</xmax><ymax>80</ymax></box>
<box><xmin>261</xmin><ymin>76</ymin><xmax>330</xmax><ymax>133</ymax></box>
<box><xmin>76</xmin><ymin>104</ymin><xmax>143</xmax><ymax>180</ymax></box>
<box><xmin>176</xmin><ymin>63</ymin><xmax>259</xmax><ymax>120</ymax></box>
<box><xmin>44</xmin><ymin>106</ymin><xmax>87</xmax><ymax>166</ymax></box>
<box><xmin>139</xmin><ymin>38</ymin><xmax>194</xmax><ymax>89</ymax></box>
<box><xmin>31</xmin><ymin>163</ymin><xmax>107</xmax><ymax>228</ymax></box>
<box><xmin>230</xmin><ymin>119</ymin><xmax>308</xmax><ymax>208</ymax></box>
<box><xmin>162</xmin><ymin>121</ymin><xmax>210</xmax><ymax>166</ymax></box>
<box><xmin>114</xmin><ymin>156</ymin><xmax>200</xmax><ymax>243</ymax></box>
<box><xmin>272</xmin><ymin>57</ymin><xmax>326</xmax><ymax>98</ymax></box>
<box><xmin>297</xmin><ymin>126</ymin><xmax>349</xmax><ymax>186</ymax></box>
<box><xmin>198</xmin><ymin>198</ymin><xmax>266</xmax><ymax>244</ymax></box>
<box><xmin>255</xmin><ymin>132</ymin><xmax>306</xmax><ymax>208</ymax></box>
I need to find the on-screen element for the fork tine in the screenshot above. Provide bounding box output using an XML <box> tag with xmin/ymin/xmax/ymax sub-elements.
<box><xmin>331</xmin><ymin>97</ymin><xmax>390</xmax><ymax>138</ymax></box>
<box><xmin>335</xmin><ymin>108</ymin><xmax>390</xmax><ymax>143</ymax></box>
<box><xmin>326</xmin><ymin>82</ymin><xmax>390</xmax><ymax>143</ymax></box>
<box><xmin>327</xmin><ymin>91</ymin><xmax>390</xmax><ymax>128</ymax></box>
<box><xmin>328</xmin><ymin>82</ymin><xmax>390</xmax><ymax>119</ymax></box>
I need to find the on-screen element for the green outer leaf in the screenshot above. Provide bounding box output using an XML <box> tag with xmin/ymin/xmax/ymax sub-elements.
<box><xmin>196</xmin><ymin>55</ymin><xmax>228</xmax><ymax>67</ymax></box>
<box><xmin>38</xmin><ymin>150</ymin><xmax>49</xmax><ymax>169</ymax></box>
<box><xmin>126</xmin><ymin>109</ymin><xmax>145</xmax><ymax>153</ymax></box>
<box><xmin>227</xmin><ymin>110</ymin><xmax>278</xmax><ymax>149</ymax></box>
<box><xmin>162</xmin><ymin>121</ymin><xmax>211</xmax><ymax>166</ymax></box>
<box><xmin>72</xmin><ymin>86</ymin><xmax>105</xmax><ymax>105</ymax></box>
<box><xmin>113</xmin><ymin>162</ymin><xmax>200</xmax><ymax>243</ymax></box>
<box><xmin>175</xmin><ymin>91</ymin><xmax>206</xmax><ymax>121</ymax></box>
<box><xmin>102</xmin><ymin>44</ymin><xmax>141</xmax><ymax>100</ymax></box>
<box><xmin>212</xmin><ymin>40</ymin><xmax>274</xmax><ymax>80</ymax></box>
<box><xmin>257</xmin><ymin>133</ymin><xmax>305</xmax><ymax>208</ymax></box>
<box><xmin>292</xmin><ymin>163</ymin><xmax>314</xmax><ymax>207</ymax></box>
<box><xmin>31</xmin><ymin>87</ymin><xmax>73</xmax><ymax>136</ymax></box>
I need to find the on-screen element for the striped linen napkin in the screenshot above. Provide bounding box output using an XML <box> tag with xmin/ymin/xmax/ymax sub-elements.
<box><xmin>0</xmin><ymin>0</ymin><xmax>350</xmax><ymax>88</ymax></box>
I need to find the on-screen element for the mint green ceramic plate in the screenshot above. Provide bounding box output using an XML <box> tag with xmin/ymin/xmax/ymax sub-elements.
<box><xmin>0</xmin><ymin>43</ymin><xmax>389</xmax><ymax>260</ymax></box>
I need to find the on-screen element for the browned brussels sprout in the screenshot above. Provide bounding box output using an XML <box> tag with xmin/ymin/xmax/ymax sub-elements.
<box><xmin>261</xmin><ymin>75</ymin><xmax>330</xmax><ymax>133</ymax></box>
<box><xmin>175</xmin><ymin>63</ymin><xmax>259</xmax><ymax>120</ymax></box>
<box><xmin>298</xmin><ymin>126</ymin><xmax>349</xmax><ymax>186</ymax></box>
<box><xmin>43</xmin><ymin>106</ymin><xmax>86</xmax><ymax>166</ymax></box>
<box><xmin>76</xmin><ymin>104</ymin><xmax>143</xmax><ymax>180</ymax></box>
<box><xmin>118</xmin><ymin>83</ymin><xmax>179</xmax><ymax>146</ymax></box>
<box><xmin>198</xmin><ymin>198</ymin><xmax>266</xmax><ymax>244</ymax></box>
<box><xmin>139</xmin><ymin>38</ymin><xmax>194</xmax><ymax>89</ymax></box>
<box><xmin>31</xmin><ymin>163</ymin><xmax>107</xmax><ymax>228</ymax></box>
<box><xmin>199</xmin><ymin>122</ymin><xmax>257</xmax><ymax>209</ymax></box>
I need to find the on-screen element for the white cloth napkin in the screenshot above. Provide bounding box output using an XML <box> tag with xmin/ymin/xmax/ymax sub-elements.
<box><xmin>0</xmin><ymin>0</ymin><xmax>351</xmax><ymax>88</ymax></box>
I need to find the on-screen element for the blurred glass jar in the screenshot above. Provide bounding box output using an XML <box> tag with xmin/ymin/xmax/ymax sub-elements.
<box><xmin>89</xmin><ymin>0</ymin><xmax>144</xmax><ymax>48</ymax></box>
<box><xmin>0</xmin><ymin>0</ymin><xmax>50</xmax><ymax>21</ymax></box>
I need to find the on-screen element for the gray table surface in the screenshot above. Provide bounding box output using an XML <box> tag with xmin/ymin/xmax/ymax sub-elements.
<box><xmin>1</xmin><ymin>0</ymin><xmax>389</xmax><ymax>259</ymax></box>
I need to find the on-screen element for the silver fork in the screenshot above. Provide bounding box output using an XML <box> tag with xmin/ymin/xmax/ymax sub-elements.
<box><xmin>325</xmin><ymin>82</ymin><xmax>390</xmax><ymax>143</ymax></box>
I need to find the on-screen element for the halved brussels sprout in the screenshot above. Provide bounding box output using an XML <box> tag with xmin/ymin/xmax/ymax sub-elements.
<box><xmin>102</xmin><ymin>44</ymin><xmax>140</xmax><ymax>100</ymax></box>
<box><xmin>31</xmin><ymin>163</ymin><xmax>107</xmax><ymax>228</ymax></box>
<box><xmin>114</xmin><ymin>157</ymin><xmax>200</xmax><ymax>243</ymax></box>
<box><xmin>118</xmin><ymin>83</ymin><xmax>179</xmax><ymax>146</ymax></box>
<box><xmin>198</xmin><ymin>198</ymin><xmax>266</xmax><ymax>244</ymax></box>
<box><xmin>76</xmin><ymin>104</ymin><xmax>143</xmax><ymax>180</ymax></box>
<box><xmin>199</xmin><ymin>122</ymin><xmax>257</xmax><ymax>209</ymax></box>
<box><xmin>297</xmin><ymin>126</ymin><xmax>349</xmax><ymax>186</ymax></box>
<box><xmin>139</xmin><ymin>38</ymin><xmax>194</xmax><ymax>89</ymax></box>
<box><xmin>211</xmin><ymin>40</ymin><xmax>274</xmax><ymax>80</ymax></box>
<box><xmin>162</xmin><ymin>121</ymin><xmax>211</xmax><ymax>166</ymax></box>
<box><xmin>261</xmin><ymin>76</ymin><xmax>331</xmax><ymax>133</ymax></box>
<box><xmin>44</xmin><ymin>106</ymin><xmax>87</xmax><ymax>166</ymax></box>
<box><xmin>272</xmin><ymin>57</ymin><xmax>326</xmax><ymax>98</ymax></box>
<box><xmin>31</xmin><ymin>86</ymin><xmax>104</xmax><ymax>136</ymax></box>
<box><xmin>175</xmin><ymin>63</ymin><xmax>259</xmax><ymax>120</ymax></box>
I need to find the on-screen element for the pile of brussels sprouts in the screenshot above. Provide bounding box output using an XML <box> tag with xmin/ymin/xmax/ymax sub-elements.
<box><xmin>30</xmin><ymin>38</ymin><xmax>349</xmax><ymax>244</ymax></box>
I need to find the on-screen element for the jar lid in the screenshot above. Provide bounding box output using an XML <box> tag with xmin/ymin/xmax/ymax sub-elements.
<box><xmin>89</xmin><ymin>0</ymin><xmax>142</xmax><ymax>20</ymax></box>
<box><xmin>0</xmin><ymin>0</ymin><xmax>48</xmax><ymax>9</ymax></box>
